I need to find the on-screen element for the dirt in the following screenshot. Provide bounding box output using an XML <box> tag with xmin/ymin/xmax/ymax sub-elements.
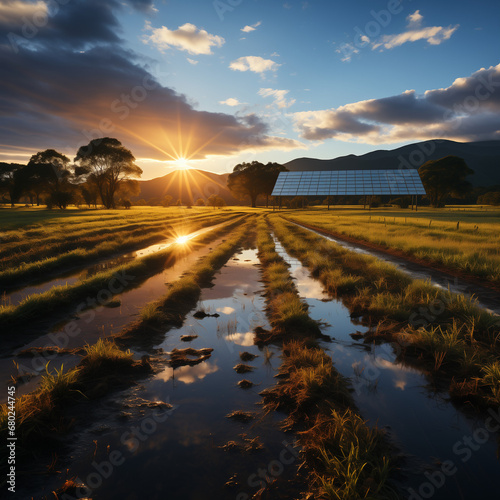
<box><xmin>233</xmin><ymin>363</ymin><xmax>255</xmax><ymax>374</ymax></box>
<box><xmin>239</xmin><ymin>351</ymin><xmax>258</xmax><ymax>361</ymax></box>
<box><xmin>168</xmin><ymin>347</ymin><xmax>214</xmax><ymax>368</ymax></box>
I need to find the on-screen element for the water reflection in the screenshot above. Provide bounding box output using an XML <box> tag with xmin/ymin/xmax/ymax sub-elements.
<box><xmin>272</xmin><ymin>230</ymin><xmax>500</xmax><ymax>498</ymax></box>
<box><xmin>21</xmin><ymin>248</ymin><xmax>301</xmax><ymax>500</ymax></box>
<box><xmin>156</xmin><ymin>361</ymin><xmax>219</xmax><ymax>385</ymax></box>
<box><xmin>226</xmin><ymin>331</ymin><xmax>255</xmax><ymax>346</ymax></box>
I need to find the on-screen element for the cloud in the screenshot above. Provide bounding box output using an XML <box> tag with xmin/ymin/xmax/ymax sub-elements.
<box><xmin>258</xmin><ymin>88</ymin><xmax>296</xmax><ymax>109</ymax></box>
<box><xmin>372</xmin><ymin>11</ymin><xmax>459</xmax><ymax>51</ymax></box>
<box><xmin>187</xmin><ymin>58</ymin><xmax>198</xmax><ymax>65</ymax></box>
<box><xmin>407</xmin><ymin>10</ymin><xmax>424</xmax><ymax>28</ymax></box>
<box><xmin>0</xmin><ymin>0</ymin><xmax>125</xmax><ymax>50</ymax></box>
<box><xmin>127</xmin><ymin>0</ymin><xmax>157</xmax><ymax>13</ymax></box>
<box><xmin>292</xmin><ymin>64</ymin><xmax>500</xmax><ymax>144</ymax></box>
<box><xmin>0</xmin><ymin>1</ymin><xmax>305</xmax><ymax>164</ymax></box>
<box><xmin>0</xmin><ymin>0</ymin><xmax>47</xmax><ymax>25</ymax></box>
<box><xmin>145</xmin><ymin>22</ymin><xmax>225</xmax><ymax>55</ymax></box>
<box><xmin>230</xmin><ymin>56</ymin><xmax>280</xmax><ymax>74</ymax></box>
<box><xmin>336</xmin><ymin>43</ymin><xmax>359</xmax><ymax>63</ymax></box>
<box><xmin>241</xmin><ymin>21</ymin><xmax>261</xmax><ymax>33</ymax></box>
<box><xmin>219</xmin><ymin>98</ymin><xmax>242</xmax><ymax>107</ymax></box>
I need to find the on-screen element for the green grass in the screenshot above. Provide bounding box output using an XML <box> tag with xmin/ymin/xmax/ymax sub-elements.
<box><xmin>286</xmin><ymin>207</ymin><xmax>500</xmax><ymax>284</ymax></box>
<box><xmin>0</xmin><ymin>339</ymin><xmax>140</xmax><ymax>454</ymax></box>
<box><xmin>118</xmin><ymin>217</ymin><xmax>255</xmax><ymax>340</ymax></box>
<box><xmin>0</xmin><ymin>210</ymin><xmax>239</xmax><ymax>284</ymax></box>
<box><xmin>261</xmin><ymin>340</ymin><xmax>399</xmax><ymax>499</ymax></box>
<box><xmin>268</xmin><ymin>214</ymin><xmax>500</xmax><ymax>408</ymax></box>
<box><xmin>255</xmin><ymin>216</ymin><xmax>320</xmax><ymax>342</ymax></box>
<box><xmin>0</xmin><ymin>215</ymin><xmax>246</xmax><ymax>331</ymax></box>
<box><xmin>256</xmin><ymin>218</ymin><xmax>398</xmax><ymax>498</ymax></box>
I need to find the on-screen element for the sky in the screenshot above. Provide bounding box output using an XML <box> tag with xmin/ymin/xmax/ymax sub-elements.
<box><xmin>1</xmin><ymin>0</ymin><xmax>499</xmax><ymax>179</ymax></box>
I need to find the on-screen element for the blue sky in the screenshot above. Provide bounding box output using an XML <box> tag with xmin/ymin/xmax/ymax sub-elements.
<box><xmin>1</xmin><ymin>0</ymin><xmax>500</xmax><ymax>178</ymax></box>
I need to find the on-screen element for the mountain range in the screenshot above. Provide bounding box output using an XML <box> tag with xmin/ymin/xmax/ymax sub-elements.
<box><xmin>134</xmin><ymin>140</ymin><xmax>500</xmax><ymax>204</ymax></box>
<box><xmin>284</xmin><ymin>140</ymin><xmax>500</xmax><ymax>187</ymax></box>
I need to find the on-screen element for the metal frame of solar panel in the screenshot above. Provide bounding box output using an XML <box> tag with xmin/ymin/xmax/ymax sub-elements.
<box><xmin>271</xmin><ymin>169</ymin><xmax>426</xmax><ymax>197</ymax></box>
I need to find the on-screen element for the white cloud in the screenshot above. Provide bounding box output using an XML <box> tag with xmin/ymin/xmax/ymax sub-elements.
<box><xmin>0</xmin><ymin>0</ymin><xmax>47</xmax><ymax>24</ymax></box>
<box><xmin>145</xmin><ymin>22</ymin><xmax>225</xmax><ymax>55</ymax></box>
<box><xmin>241</xmin><ymin>21</ymin><xmax>261</xmax><ymax>33</ymax></box>
<box><xmin>259</xmin><ymin>88</ymin><xmax>296</xmax><ymax>109</ymax></box>
<box><xmin>372</xmin><ymin>11</ymin><xmax>459</xmax><ymax>51</ymax></box>
<box><xmin>336</xmin><ymin>43</ymin><xmax>359</xmax><ymax>62</ymax></box>
<box><xmin>219</xmin><ymin>98</ymin><xmax>241</xmax><ymax>107</ymax></box>
<box><xmin>229</xmin><ymin>56</ymin><xmax>280</xmax><ymax>74</ymax></box>
<box><xmin>187</xmin><ymin>58</ymin><xmax>198</xmax><ymax>65</ymax></box>
<box><xmin>292</xmin><ymin>63</ymin><xmax>500</xmax><ymax>145</ymax></box>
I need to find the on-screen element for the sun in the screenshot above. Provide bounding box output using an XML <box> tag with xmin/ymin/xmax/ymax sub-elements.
<box><xmin>176</xmin><ymin>235</ymin><xmax>189</xmax><ymax>245</ymax></box>
<box><xmin>174</xmin><ymin>157</ymin><xmax>190</xmax><ymax>169</ymax></box>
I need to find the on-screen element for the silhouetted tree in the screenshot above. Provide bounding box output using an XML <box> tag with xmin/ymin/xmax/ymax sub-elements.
<box><xmin>81</xmin><ymin>183</ymin><xmax>99</xmax><ymax>208</ymax></box>
<box><xmin>477</xmin><ymin>191</ymin><xmax>500</xmax><ymax>205</ymax></box>
<box><xmin>207</xmin><ymin>194</ymin><xmax>225</xmax><ymax>209</ymax></box>
<box><xmin>161</xmin><ymin>195</ymin><xmax>173</xmax><ymax>207</ymax></box>
<box><xmin>0</xmin><ymin>163</ymin><xmax>24</xmax><ymax>206</ymax></box>
<box><xmin>74</xmin><ymin>138</ymin><xmax>142</xmax><ymax>209</ymax></box>
<box><xmin>24</xmin><ymin>149</ymin><xmax>72</xmax><ymax>207</ymax></box>
<box><xmin>227</xmin><ymin>161</ymin><xmax>287</xmax><ymax>208</ymax></box>
<box><xmin>195</xmin><ymin>198</ymin><xmax>205</xmax><ymax>206</ymax></box>
<box><xmin>419</xmin><ymin>156</ymin><xmax>474</xmax><ymax>208</ymax></box>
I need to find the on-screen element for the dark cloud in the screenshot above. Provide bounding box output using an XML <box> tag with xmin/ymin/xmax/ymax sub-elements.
<box><xmin>293</xmin><ymin>64</ymin><xmax>500</xmax><ymax>144</ymax></box>
<box><xmin>0</xmin><ymin>0</ymin><xmax>123</xmax><ymax>50</ymax></box>
<box><xmin>0</xmin><ymin>44</ymin><xmax>302</xmax><ymax>160</ymax></box>
<box><xmin>425</xmin><ymin>65</ymin><xmax>500</xmax><ymax>112</ymax></box>
<box><xmin>0</xmin><ymin>1</ymin><xmax>303</xmax><ymax>161</ymax></box>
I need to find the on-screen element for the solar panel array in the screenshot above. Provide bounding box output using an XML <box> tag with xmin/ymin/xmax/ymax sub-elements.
<box><xmin>271</xmin><ymin>169</ymin><xmax>426</xmax><ymax>197</ymax></box>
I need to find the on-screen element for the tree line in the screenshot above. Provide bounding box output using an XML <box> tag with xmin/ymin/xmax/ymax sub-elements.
<box><xmin>0</xmin><ymin>138</ymin><xmax>142</xmax><ymax>209</ymax></box>
<box><xmin>2</xmin><ymin>144</ymin><xmax>499</xmax><ymax>209</ymax></box>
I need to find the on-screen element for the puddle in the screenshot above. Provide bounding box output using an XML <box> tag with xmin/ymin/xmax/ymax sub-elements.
<box><xmin>19</xmin><ymin>248</ymin><xmax>303</xmax><ymax>500</ymax></box>
<box><xmin>272</xmin><ymin>232</ymin><xmax>500</xmax><ymax>499</ymax></box>
<box><xmin>292</xmin><ymin>221</ymin><xmax>500</xmax><ymax>315</ymax></box>
<box><xmin>0</xmin><ymin>228</ymin><xmax>230</xmax><ymax>401</ymax></box>
<box><xmin>2</xmin><ymin>222</ymin><xmax>223</xmax><ymax>308</ymax></box>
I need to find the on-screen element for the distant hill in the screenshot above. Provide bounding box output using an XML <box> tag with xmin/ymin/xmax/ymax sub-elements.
<box><xmin>284</xmin><ymin>140</ymin><xmax>500</xmax><ymax>187</ymax></box>
<box><xmin>134</xmin><ymin>169</ymin><xmax>241</xmax><ymax>205</ymax></box>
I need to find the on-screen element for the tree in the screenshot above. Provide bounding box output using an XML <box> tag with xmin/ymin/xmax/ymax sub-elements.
<box><xmin>24</xmin><ymin>149</ymin><xmax>72</xmax><ymax>207</ymax></box>
<box><xmin>207</xmin><ymin>194</ymin><xmax>225</xmax><ymax>209</ymax></box>
<box><xmin>0</xmin><ymin>163</ymin><xmax>24</xmax><ymax>206</ymax></box>
<box><xmin>215</xmin><ymin>196</ymin><xmax>226</xmax><ymax>209</ymax></box>
<box><xmin>161</xmin><ymin>195</ymin><xmax>173</xmax><ymax>207</ymax></box>
<box><xmin>261</xmin><ymin>162</ymin><xmax>288</xmax><ymax>207</ymax></box>
<box><xmin>74</xmin><ymin>138</ymin><xmax>142</xmax><ymax>209</ymax></box>
<box><xmin>195</xmin><ymin>198</ymin><xmax>205</xmax><ymax>206</ymax></box>
<box><xmin>477</xmin><ymin>191</ymin><xmax>500</xmax><ymax>206</ymax></box>
<box><xmin>227</xmin><ymin>161</ymin><xmax>287</xmax><ymax>208</ymax></box>
<box><xmin>419</xmin><ymin>156</ymin><xmax>474</xmax><ymax>208</ymax></box>
<box><xmin>81</xmin><ymin>182</ymin><xmax>99</xmax><ymax>208</ymax></box>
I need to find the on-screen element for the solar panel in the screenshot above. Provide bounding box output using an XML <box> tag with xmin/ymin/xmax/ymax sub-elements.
<box><xmin>271</xmin><ymin>169</ymin><xmax>426</xmax><ymax>197</ymax></box>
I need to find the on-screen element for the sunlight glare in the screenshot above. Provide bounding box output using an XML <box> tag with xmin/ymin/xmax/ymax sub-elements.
<box><xmin>176</xmin><ymin>235</ymin><xmax>189</xmax><ymax>245</ymax></box>
<box><xmin>175</xmin><ymin>157</ymin><xmax>189</xmax><ymax>169</ymax></box>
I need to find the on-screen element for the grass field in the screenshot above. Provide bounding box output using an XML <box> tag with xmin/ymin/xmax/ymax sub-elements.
<box><xmin>284</xmin><ymin>206</ymin><xmax>500</xmax><ymax>284</ymax></box>
<box><xmin>1</xmin><ymin>205</ymin><xmax>499</xmax><ymax>498</ymax></box>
